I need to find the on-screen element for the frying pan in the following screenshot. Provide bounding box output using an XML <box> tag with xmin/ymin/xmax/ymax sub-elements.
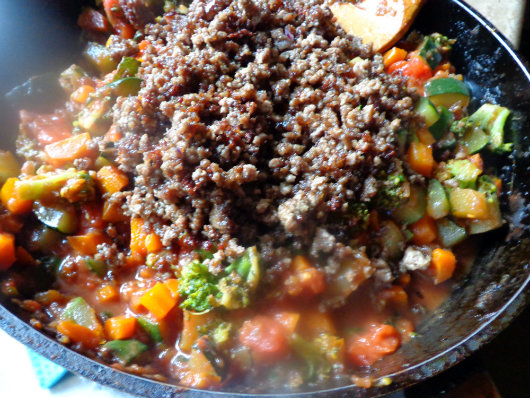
<box><xmin>0</xmin><ymin>0</ymin><xmax>529</xmax><ymax>396</ymax></box>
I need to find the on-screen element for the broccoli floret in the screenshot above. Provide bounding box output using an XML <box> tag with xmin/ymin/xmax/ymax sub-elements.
<box><xmin>469</xmin><ymin>103</ymin><xmax>512</xmax><ymax>152</ymax></box>
<box><xmin>450</xmin><ymin>117</ymin><xmax>475</xmax><ymax>136</ymax></box>
<box><xmin>347</xmin><ymin>202</ymin><xmax>370</xmax><ymax>228</ymax></box>
<box><xmin>429</xmin><ymin>33</ymin><xmax>455</xmax><ymax>52</ymax></box>
<box><xmin>178</xmin><ymin>247</ymin><xmax>261</xmax><ymax>312</ymax></box>
<box><xmin>178</xmin><ymin>259</ymin><xmax>220</xmax><ymax>313</ymax></box>
<box><xmin>375</xmin><ymin>173</ymin><xmax>408</xmax><ymax>209</ymax></box>
<box><xmin>60</xmin><ymin>172</ymin><xmax>97</xmax><ymax>203</ymax></box>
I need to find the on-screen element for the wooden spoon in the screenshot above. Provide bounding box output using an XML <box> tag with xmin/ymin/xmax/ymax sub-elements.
<box><xmin>330</xmin><ymin>0</ymin><xmax>425</xmax><ymax>53</ymax></box>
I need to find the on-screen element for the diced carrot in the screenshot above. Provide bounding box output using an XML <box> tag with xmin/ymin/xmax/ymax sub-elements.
<box><xmin>124</xmin><ymin>253</ymin><xmax>144</xmax><ymax>269</ymax></box>
<box><xmin>292</xmin><ymin>255</ymin><xmax>311</xmax><ymax>271</ymax></box>
<box><xmin>163</xmin><ymin>279</ymin><xmax>180</xmax><ymax>299</ymax></box>
<box><xmin>494</xmin><ymin>177</ymin><xmax>502</xmax><ymax>194</ymax></box>
<box><xmin>97</xmin><ymin>285</ymin><xmax>119</xmax><ymax>303</ymax></box>
<box><xmin>274</xmin><ymin>312</ymin><xmax>300</xmax><ymax>335</ymax></box>
<box><xmin>44</xmin><ymin>133</ymin><xmax>95</xmax><ymax>167</ymax></box>
<box><xmin>57</xmin><ymin>320</ymin><xmax>101</xmax><ymax>349</ymax></box>
<box><xmin>130</xmin><ymin>217</ymin><xmax>148</xmax><ymax>256</ymax></box>
<box><xmin>285</xmin><ymin>255</ymin><xmax>326</xmax><ymax>297</ymax></box>
<box><xmin>1</xmin><ymin>178</ymin><xmax>33</xmax><ymax>215</ymax></box>
<box><xmin>346</xmin><ymin>324</ymin><xmax>401</xmax><ymax>367</ymax></box>
<box><xmin>407</xmin><ymin>141</ymin><xmax>435</xmax><ymax>177</ymax></box>
<box><xmin>70</xmin><ymin>85</ymin><xmax>95</xmax><ymax>104</ymax></box>
<box><xmin>410</xmin><ymin>216</ymin><xmax>437</xmax><ymax>245</ymax></box>
<box><xmin>383</xmin><ymin>47</ymin><xmax>407</xmax><ymax>68</ymax></box>
<box><xmin>387</xmin><ymin>60</ymin><xmax>408</xmax><ymax>74</ymax></box>
<box><xmin>0</xmin><ymin>233</ymin><xmax>16</xmax><ymax>271</ymax></box>
<box><xmin>105</xmin><ymin>126</ymin><xmax>123</xmax><ymax>143</ymax></box>
<box><xmin>417</xmin><ymin>127</ymin><xmax>436</xmax><ymax>146</ymax></box>
<box><xmin>139</xmin><ymin>282</ymin><xmax>177</xmax><ymax>320</ymax></box>
<box><xmin>468</xmin><ymin>153</ymin><xmax>483</xmax><ymax>172</ymax></box>
<box><xmin>180</xmin><ymin>348</ymin><xmax>222</xmax><ymax>389</ymax></box>
<box><xmin>102</xmin><ymin>200</ymin><xmax>127</xmax><ymax>222</ymax></box>
<box><xmin>430</xmin><ymin>248</ymin><xmax>456</xmax><ymax>284</ymax></box>
<box><xmin>68</xmin><ymin>232</ymin><xmax>109</xmax><ymax>256</ymax></box>
<box><xmin>145</xmin><ymin>233</ymin><xmax>163</xmax><ymax>253</ymax></box>
<box><xmin>97</xmin><ymin>165</ymin><xmax>129</xmax><ymax>195</ymax></box>
<box><xmin>378</xmin><ymin>285</ymin><xmax>408</xmax><ymax>307</ymax></box>
<box><xmin>138</xmin><ymin>40</ymin><xmax>149</xmax><ymax>52</ymax></box>
<box><xmin>114</xmin><ymin>20</ymin><xmax>135</xmax><ymax>39</ymax></box>
<box><xmin>180</xmin><ymin>311</ymin><xmax>215</xmax><ymax>353</ymax></box>
<box><xmin>239</xmin><ymin>315</ymin><xmax>290</xmax><ymax>362</ymax></box>
<box><xmin>104</xmin><ymin>316</ymin><xmax>137</xmax><ymax>340</ymax></box>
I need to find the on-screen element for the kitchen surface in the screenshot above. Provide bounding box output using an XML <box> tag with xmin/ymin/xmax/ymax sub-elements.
<box><xmin>0</xmin><ymin>1</ymin><xmax>528</xmax><ymax>397</ymax></box>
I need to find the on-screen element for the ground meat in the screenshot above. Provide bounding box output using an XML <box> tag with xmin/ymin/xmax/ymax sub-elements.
<box><xmin>108</xmin><ymin>0</ymin><xmax>418</xmax><ymax>285</ymax></box>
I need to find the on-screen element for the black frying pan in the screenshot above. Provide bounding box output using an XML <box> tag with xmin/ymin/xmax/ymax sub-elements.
<box><xmin>0</xmin><ymin>0</ymin><xmax>529</xmax><ymax>396</ymax></box>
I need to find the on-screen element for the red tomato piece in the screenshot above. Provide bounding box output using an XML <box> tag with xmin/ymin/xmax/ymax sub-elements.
<box><xmin>347</xmin><ymin>324</ymin><xmax>401</xmax><ymax>367</ymax></box>
<box><xmin>19</xmin><ymin>110</ymin><xmax>72</xmax><ymax>146</ymax></box>
<box><xmin>239</xmin><ymin>315</ymin><xmax>290</xmax><ymax>362</ymax></box>
<box><xmin>78</xmin><ymin>8</ymin><xmax>110</xmax><ymax>33</ymax></box>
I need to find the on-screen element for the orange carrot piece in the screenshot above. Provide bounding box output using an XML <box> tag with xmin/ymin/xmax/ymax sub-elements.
<box><xmin>104</xmin><ymin>316</ymin><xmax>136</xmax><ymax>340</ymax></box>
<box><xmin>468</xmin><ymin>153</ymin><xmax>483</xmax><ymax>172</ymax></box>
<box><xmin>44</xmin><ymin>133</ymin><xmax>94</xmax><ymax>167</ymax></box>
<box><xmin>410</xmin><ymin>216</ymin><xmax>438</xmax><ymax>245</ymax></box>
<box><xmin>139</xmin><ymin>282</ymin><xmax>177</xmax><ymax>320</ymax></box>
<box><xmin>383</xmin><ymin>47</ymin><xmax>407</xmax><ymax>68</ymax></box>
<box><xmin>130</xmin><ymin>217</ymin><xmax>148</xmax><ymax>257</ymax></box>
<box><xmin>97</xmin><ymin>165</ymin><xmax>129</xmax><ymax>195</ymax></box>
<box><xmin>68</xmin><ymin>232</ymin><xmax>108</xmax><ymax>256</ymax></box>
<box><xmin>430</xmin><ymin>248</ymin><xmax>456</xmax><ymax>284</ymax></box>
<box><xmin>0</xmin><ymin>178</ymin><xmax>33</xmax><ymax>215</ymax></box>
<box><xmin>0</xmin><ymin>233</ymin><xmax>16</xmax><ymax>271</ymax></box>
<box><xmin>97</xmin><ymin>285</ymin><xmax>119</xmax><ymax>303</ymax></box>
<box><xmin>70</xmin><ymin>85</ymin><xmax>95</xmax><ymax>104</ymax></box>
<box><xmin>57</xmin><ymin>320</ymin><xmax>101</xmax><ymax>348</ymax></box>
<box><xmin>274</xmin><ymin>312</ymin><xmax>300</xmax><ymax>335</ymax></box>
<box><xmin>105</xmin><ymin>126</ymin><xmax>123</xmax><ymax>142</ymax></box>
<box><xmin>15</xmin><ymin>246</ymin><xmax>35</xmax><ymax>266</ymax></box>
<box><xmin>407</xmin><ymin>141</ymin><xmax>435</xmax><ymax>177</ymax></box>
<box><xmin>379</xmin><ymin>285</ymin><xmax>408</xmax><ymax>307</ymax></box>
<box><xmin>417</xmin><ymin>128</ymin><xmax>436</xmax><ymax>146</ymax></box>
<box><xmin>102</xmin><ymin>200</ymin><xmax>127</xmax><ymax>222</ymax></box>
<box><xmin>145</xmin><ymin>233</ymin><xmax>163</xmax><ymax>253</ymax></box>
<box><xmin>163</xmin><ymin>279</ymin><xmax>180</xmax><ymax>299</ymax></box>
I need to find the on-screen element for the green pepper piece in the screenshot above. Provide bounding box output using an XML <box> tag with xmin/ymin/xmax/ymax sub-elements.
<box><xmin>429</xmin><ymin>106</ymin><xmax>454</xmax><ymax>140</ymax></box>
<box><xmin>83</xmin><ymin>42</ymin><xmax>118</xmax><ymax>74</ymax></box>
<box><xmin>61</xmin><ymin>297</ymin><xmax>100</xmax><ymax>330</ymax></box>
<box><xmin>103</xmin><ymin>340</ymin><xmax>148</xmax><ymax>365</ymax></box>
<box><xmin>137</xmin><ymin>316</ymin><xmax>163</xmax><ymax>343</ymax></box>
<box><xmin>114</xmin><ymin>57</ymin><xmax>141</xmax><ymax>81</ymax></box>
<box><xmin>85</xmin><ymin>258</ymin><xmax>107</xmax><ymax>277</ymax></box>
<box><xmin>34</xmin><ymin>201</ymin><xmax>78</xmax><ymax>235</ymax></box>
<box><xmin>106</xmin><ymin>77</ymin><xmax>142</xmax><ymax>97</ymax></box>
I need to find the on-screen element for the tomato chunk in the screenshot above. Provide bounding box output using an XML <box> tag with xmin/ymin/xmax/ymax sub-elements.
<box><xmin>239</xmin><ymin>315</ymin><xmax>289</xmax><ymax>362</ymax></box>
<box><xmin>347</xmin><ymin>324</ymin><xmax>401</xmax><ymax>367</ymax></box>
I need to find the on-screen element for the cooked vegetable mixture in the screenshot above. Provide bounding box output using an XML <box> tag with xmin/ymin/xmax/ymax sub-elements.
<box><xmin>0</xmin><ymin>0</ymin><xmax>512</xmax><ymax>392</ymax></box>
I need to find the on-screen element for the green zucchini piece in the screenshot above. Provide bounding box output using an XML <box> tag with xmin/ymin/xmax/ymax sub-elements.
<box><xmin>468</xmin><ymin>199</ymin><xmax>502</xmax><ymax>234</ymax></box>
<box><xmin>61</xmin><ymin>297</ymin><xmax>100</xmax><ymax>330</ymax></box>
<box><xmin>447</xmin><ymin>159</ymin><xmax>482</xmax><ymax>186</ymax></box>
<box><xmin>17</xmin><ymin>171</ymin><xmax>78</xmax><ymax>200</ymax></box>
<box><xmin>429</xmin><ymin>106</ymin><xmax>454</xmax><ymax>140</ymax></box>
<box><xmin>34</xmin><ymin>201</ymin><xmax>78</xmax><ymax>235</ymax></box>
<box><xmin>377</xmin><ymin>220</ymin><xmax>405</xmax><ymax>260</ymax></box>
<box><xmin>427</xmin><ymin>179</ymin><xmax>450</xmax><ymax>219</ymax></box>
<box><xmin>469</xmin><ymin>104</ymin><xmax>512</xmax><ymax>151</ymax></box>
<box><xmin>83</xmin><ymin>42</ymin><xmax>118</xmax><ymax>74</ymax></box>
<box><xmin>103</xmin><ymin>340</ymin><xmax>148</xmax><ymax>365</ymax></box>
<box><xmin>106</xmin><ymin>77</ymin><xmax>142</xmax><ymax>97</ymax></box>
<box><xmin>137</xmin><ymin>316</ymin><xmax>163</xmax><ymax>343</ymax></box>
<box><xmin>436</xmin><ymin>218</ymin><xmax>467</xmax><ymax>247</ymax></box>
<box><xmin>59</xmin><ymin>64</ymin><xmax>89</xmax><ymax>93</ymax></box>
<box><xmin>462</xmin><ymin>126</ymin><xmax>489</xmax><ymax>154</ymax></box>
<box><xmin>85</xmin><ymin>258</ymin><xmax>107</xmax><ymax>277</ymax></box>
<box><xmin>416</xmin><ymin>97</ymin><xmax>440</xmax><ymax>127</ymax></box>
<box><xmin>0</xmin><ymin>151</ymin><xmax>20</xmax><ymax>185</ymax></box>
<box><xmin>424</xmin><ymin>78</ymin><xmax>470</xmax><ymax>109</ymax></box>
<box><xmin>114</xmin><ymin>57</ymin><xmax>141</xmax><ymax>81</ymax></box>
<box><xmin>392</xmin><ymin>185</ymin><xmax>427</xmax><ymax>225</ymax></box>
<box><xmin>76</xmin><ymin>98</ymin><xmax>112</xmax><ymax>135</ymax></box>
<box><xmin>418</xmin><ymin>36</ymin><xmax>442</xmax><ymax>70</ymax></box>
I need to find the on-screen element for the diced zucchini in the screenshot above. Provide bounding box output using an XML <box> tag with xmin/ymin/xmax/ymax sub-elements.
<box><xmin>447</xmin><ymin>159</ymin><xmax>482</xmax><ymax>186</ymax></box>
<box><xmin>436</xmin><ymin>218</ymin><xmax>467</xmax><ymax>247</ymax></box>
<box><xmin>429</xmin><ymin>106</ymin><xmax>454</xmax><ymax>140</ymax></box>
<box><xmin>427</xmin><ymin>179</ymin><xmax>450</xmax><ymax>219</ymax></box>
<box><xmin>392</xmin><ymin>185</ymin><xmax>427</xmax><ymax>225</ymax></box>
<box><xmin>418</xmin><ymin>36</ymin><xmax>442</xmax><ymax>70</ymax></box>
<box><xmin>17</xmin><ymin>171</ymin><xmax>78</xmax><ymax>200</ymax></box>
<box><xmin>468</xmin><ymin>198</ymin><xmax>503</xmax><ymax>234</ymax></box>
<box><xmin>85</xmin><ymin>258</ymin><xmax>107</xmax><ymax>277</ymax></box>
<box><xmin>377</xmin><ymin>220</ymin><xmax>405</xmax><ymax>260</ymax></box>
<box><xmin>34</xmin><ymin>201</ymin><xmax>78</xmax><ymax>235</ymax></box>
<box><xmin>59</xmin><ymin>64</ymin><xmax>89</xmax><ymax>93</ymax></box>
<box><xmin>462</xmin><ymin>126</ymin><xmax>489</xmax><ymax>154</ymax></box>
<box><xmin>83</xmin><ymin>42</ymin><xmax>117</xmax><ymax>74</ymax></box>
<box><xmin>61</xmin><ymin>297</ymin><xmax>101</xmax><ymax>330</ymax></box>
<box><xmin>106</xmin><ymin>77</ymin><xmax>142</xmax><ymax>97</ymax></box>
<box><xmin>424</xmin><ymin>78</ymin><xmax>470</xmax><ymax>109</ymax></box>
<box><xmin>469</xmin><ymin>104</ymin><xmax>511</xmax><ymax>151</ymax></box>
<box><xmin>76</xmin><ymin>98</ymin><xmax>112</xmax><ymax>136</ymax></box>
<box><xmin>416</xmin><ymin>97</ymin><xmax>440</xmax><ymax>127</ymax></box>
<box><xmin>103</xmin><ymin>340</ymin><xmax>148</xmax><ymax>365</ymax></box>
<box><xmin>137</xmin><ymin>316</ymin><xmax>163</xmax><ymax>343</ymax></box>
<box><xmin>0</xmin><ymin>151</ymin><xmax>20</xmax><ymax>185</ymax></box>
<box><xmin>449</xmin><ymin>188</ymin><xmax>488</xmax><ymax>219</ymax></box>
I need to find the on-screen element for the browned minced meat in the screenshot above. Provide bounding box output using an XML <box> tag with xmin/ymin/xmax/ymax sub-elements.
<box><xmin>110</xmin><ymin>0</ymin><xmax>418</xmax><ymax>288</ymax></box>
